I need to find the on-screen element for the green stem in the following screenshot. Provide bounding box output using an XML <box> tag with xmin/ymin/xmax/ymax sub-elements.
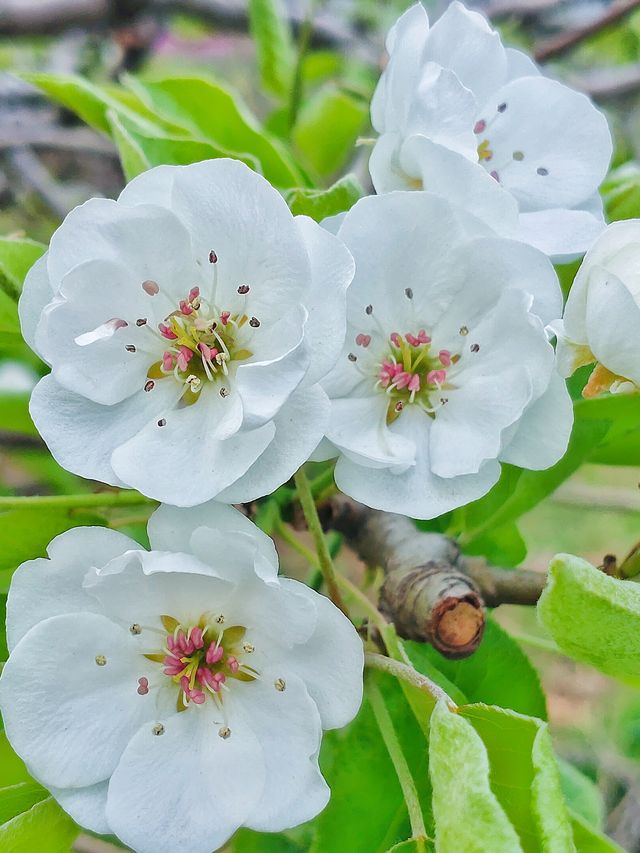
<box><xmin>367</xmin><ymin>680</ymin><xmax>428</xmax><ymax>840</ymax></box>
<box><xmin>293</xmin><ymin>467</ymin><xmax>347</xmax><ymax>613</ymax></box>
<box><xmin>0</xmin><ymin>492</ymin><xmax>154</xmax><ymax>511</ymax></box>
<box><xmin>365</xmin><ymin>652</ymin><xmax>453</xmax><ymax>709</ymax></box>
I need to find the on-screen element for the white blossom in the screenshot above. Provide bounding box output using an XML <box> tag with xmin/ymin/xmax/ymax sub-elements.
<box><xmin>318</xmin><ymin>191</ymin><xmax>573</xmax><ymax>519</ymax></box>
<box><xmin>369</xmin><ymin>1</ymin><xmax>612</xmax><ymax>261</ymax></box>
<box><xmin>19</xmin><ymin>159</ymin><xmax>354</xmax><ymax>506</ymax></box>
<box><xmin>0</xmin><ymin>504</ymin><xmax>364</xmax><ymax>853</ymax></box>
<box><xmin>553</xmin><ymin>220</ymin><xmax>640</xmax><ymax>397</ymax></box>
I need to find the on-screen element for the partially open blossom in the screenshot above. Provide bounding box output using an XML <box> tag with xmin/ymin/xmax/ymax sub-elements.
<box><xmin>318</xmin><ymin>191</ymin><xmax>573</xmax><ymax>519</ymax></box>
<box><xmin>552</xmin><ymin>220</ymin><xmax>640</xmax><ymax>397</ymax></box>
<box><xmin>0</xmin><ymin>504</ymin><xmax>363</xmax><ymax>853</ymax></box>
<box><xmin>19</xmin><ymin>159</ymin><xmax>354</xmax><ymax>506</ymax></box>
<box><xmin>370</xmin><ymin>1</ymin><xmax>612</xmax><ymax>260</ymax></box>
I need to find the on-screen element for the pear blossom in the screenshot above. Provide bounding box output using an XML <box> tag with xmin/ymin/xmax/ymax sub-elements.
<box><xmin>370</xmin><ymin>1</ymin><xmax>612</xmax><ymax>260</ymax></box>
<box><xmin>0</xmin><ymin>503</ymin><xmax>364</xmax><ymax>853</ymax></box>
<box><xmin>19</xmin><ymin>158</ymin><xmax>354</xmax><ymax>506</ymax></box>
<box><xmin>552</xmin><ymin>220</ymin><xmax>640</xmax><ymax>397</ymax></box>
<box><xmin>318</xmin><ymin>191</ymin><xmax>573</xmax><ymax>519</ymax></box>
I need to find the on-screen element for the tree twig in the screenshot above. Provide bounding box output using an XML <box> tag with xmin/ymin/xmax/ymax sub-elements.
<box><xmin>534</xmin><ymin>0</ymin><xmax>640</xmax><ymax>62</ymax></box>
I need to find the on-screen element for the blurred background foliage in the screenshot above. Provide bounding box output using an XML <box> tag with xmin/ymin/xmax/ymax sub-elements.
<box><xmin>1</xmin><ymin>0</ymin><xmax>640</xmax><ymax>851</ymax></box>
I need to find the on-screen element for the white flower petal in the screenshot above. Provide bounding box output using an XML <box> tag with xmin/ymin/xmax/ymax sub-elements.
<box><xmin>237</xmin><ymin>671</ymin><xmax>329</xmax><ymax>832</ymax></box>
<box><xmin>0</xmin><ymin>613</ymin><xmax>152</xmax><ymax>789</ymax></box>
<box><xmin>372</xmin><ymin>3</ymin><xmax>431</xmax><ymax>132</ymax></box>
<box><xmin>46</xmin><ymin>198</ymin><xmax>196</xmax><ymax>299</ymax></box>
<box><xmin>586</xmin><ymin>268</ymin><xmax>640</xmax><ymax>385</ymax></box>
<box><xmin>168</xmin><ymin>159</ymin><xmax>310</xmax><ymax>322</ymax></box>
<box><xmin>505</xmin><ymin>47</ymin><xmax>540</xmax><ymax>80</ymax></box>
<box><xmin>277</xmin><ymin>579</ymin><xmax>364</xmax><ymax>730</ymax></box>
<box><xmin>50</xmin><ymin>782</ymin><xmax>110</xmax><ymax>836</ymax></box>
<box><xmin>148</xmin><ymin>502</ymin><xmax>279</xmax><ymax>576</ymax></box>
<box><xmin>326</xmin><ymin>395</ymin><xmax>415</xmax><ymax>468</ymax></box>
<box><xmin>234</xmin><ymin>306</ymin><xmax>309</xmax><ymax>427</ymax></box>
<box><xmin>217</xmin><ymin>383</ymin><xmax>330</xmax><ymax>504</ymax></box>
<box><xmin>295</xmin><ymin>215</ymin><xmax>355</xmax><ymax>386</ymax></box>
<box><xmin>84</xmin><ymin>548</ymin><xmax>235</xmax><ymax>626</ymax></box>
<box><xmin>106</xmin><ymin>708</ymin><xmax>265</xmax><ymax>853</ymax></box>
<box><xmin>393</xmin><ymin>135</ymin><xmax>520</xmax><ymax>238</ymax></box>
<box><xmin>335</xmin><ymin>407</ymin><xmax>500</xmax><ymax>519</ymax></box>
<box><xmin>424</xmin><ymin>1</ymin><xmax>508</xmax><ymax>104</ymax></box>
<box><xmin>516</xmin><ymin>206</ymin><xmax>606</xmax><ymax>262</ymax></box>
<box><xmin>29</xmin><ymin>373</ymin><xmax>180</xmax><ymax>488</ymax></box>
<box><xmin>110</xmin><ymin>389</ymin><xmax>276</xmax><ymax>506</ymax></box>
<box><xmin>500</xmin><ymin>370</ymin><xmax>573</xmax><ymax>469</ymax></box>
<box><xmin>476</xmin><ymin>76</ymin><xmax>611</xmax><ymax>211</ymax></box>
<box><xmin>6</xmin><ymin>526</ymin><xmax>137</xmax><ymax>651</ymax></box>
<box><xmin>118</xmin><ymin>164</ymin><xmax>178</xmax><ymax>208</ymax></box>
<box><xmin>18</xmin><ymin>254</ymin><xmax>53</xmax><ymax>357</ymax></box>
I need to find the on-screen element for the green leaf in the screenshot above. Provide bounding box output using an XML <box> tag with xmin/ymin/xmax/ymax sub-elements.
<box><xmin>311</xmin><ymin>671</ymin><xmax>430</xmax><ymax>853</ymax></box>
<box><xmin>558</xmin><ymin>759</ymin><xmax>604</xmax><ymax>830</ymax></box>
<box><xmin>0</xmin><ymin>509</ymin><xmax>106</xmax><ymax>593</ymax></box>
<box><xmin>293</xmin><ymin>85</ymin><xmax>368</xmax><ymax>178</ymax></box>
<box><xmin>110</xmin><ymin>111</ymin><xmax>260</xmax><ymax>176</ymax></box>
<box><xmin>0</xmin><ymin>795</ymin><xmax>78</xmax><ymax>852</ymax></box>
<box><xmin>21</xmin><ymin>73</ymin><xmax>179</xmax><ymax>137</ymax></box>
<box><xmin>575</xmin><ymin>393</ymin><xmax>640</xmax><ymax>466</ymax></box>
<box><xmin>0</xmin><ymin>784</ymin><xmax>48</xmax><ymax>826</ymax></box>
<box><xmin>107</xmin><ymin>110</ymin><xmax>150</xmax><ymax>182</ymax></box>
<box><xmin>406</xmin><ymin>618</ymin><xmax>547</xmax><ymax>719</ymax></box>
<box><xmin>124</xmin><ymin>76</ymin><xmax>302</xmax><ymax>186</ymax></box>
<box><xmin>429</xmin><ymin>699</ymin><xmax>523</xmax><ymax>852</ymax></box>
<box><xmin>459</xmin><ymin>412</ymin><xmax>611</xmax><ymax>540</ymax></box>
<box><xmin>284</xmin><ymin>174</ymin><xmax>364</xmax><ymax>221</ymax></box>
<box><xmin>248</xmin><ymin>0</ymin><xmax>295</xmax><ymax>99</ymax></box>
<box><xmin>459</xmin><ymin>704</ymin><xmax>575</xmax><ymax>852</ymax></box>
<box><xmin>0</xmin><ymin>238</ymin><xmax>45</xmax><ymax>301</ymax></box>
<box><xmin>0</xmin><ymin>733</ymin><xmax>31</xmax><ymax>787</ymax></box>
<box><xmin>602</xmin><ymin>162</ymin><xmax>640</xmax><ymax>221</ymax></box>
<box><xmin>0</xmin><ymin>238</ymin><xmax>45</xmax><ymax>337</ymax></box>
<box><xmin>538</xmin><ymin>553</ymin><xmax>640</xmax><ymax>681</ymax></box>
<box><xmin>569</xmin><ymin>811</ymin><xmax>625</xmax><ymax>852</ymax></box>
<box><xmin>233</xmin><ymin>829</ymin><xmax>303</xmax><ymax>852</ymax></box>
<box><xmin>464</xmin><ymin>522</ymin><xmax>527</xmax><ymax>567</ymax></box>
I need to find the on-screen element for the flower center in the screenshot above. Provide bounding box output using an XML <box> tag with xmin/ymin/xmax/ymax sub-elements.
<box><xmin>145</xmin><ymin>615</ymin><xmax>258</xmax><ymax>712</ymax></box>
<box><xmin>375</xmin><ymin>330</ymin><xmax>457</xmax><ymax>422</ymax></box>
<box><xmin>146</xmin><ymin>284</ymin><xmax>256</xmax><ymax>406</ymax></box>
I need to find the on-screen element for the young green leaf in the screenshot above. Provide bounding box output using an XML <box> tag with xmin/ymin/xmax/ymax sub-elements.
<box><xmin>248</xmin><ymin>0</ymin><xmax>295</xmax><ymax>99</ymax></box>
<box><xmin>284</xmin><ymin>175</ymin><xmax>364</xmax><ymax>221</ymax></box>
<box><xmin>458</xmin><ymin>704</ymin><xmax>575</xmax><ymax>852</ymax></box>
<box><xmin>429</xmin><ymin>699</ymin><xmax>523</xmax><ymax>852</ymax></box>
<box><xmin>558</xmin><ymin>759</ymin><xmax>605</xmax><ymax>830</ymax></box>
<box><xmin>387</xmin><ymin>838</ymin><xmax>434</xmax><ymax>852</ymax></box>
<box><xmin>233</xmin><ymin>829</ymin><xmax>304</xmax><ymax>852</ymax></box>
<box><xmin>0</xmin><ymin>238</ymin><xmax>45</xmax><ymax>302</ymax></box>
<box><xmin>0</xmin><ymin>795</ymin><xmax>78</xmax><ymax>852</ymax></box>
<box><xmin>123</xmin><ymin>76</ymin><xmax>303</xmax><ymax>186</ymax></box>
<box><xmin>20</xmin><ymin>73</ymin><xmax>178</xmax><ymax>137</ymax></box>
<box><xmin>538</xmin><ymin>553</ymin><xmax>640</xmax><ymax>681</ymax></box>
<box><xmin>569</xmin><ymin>811</ymin><xmax>625</xmax><ymax>852</ymax></box>
<box><xmin>406</xmin><ymin>618</ymin><xmax>547</xmax><ymax>719</ymax></box>
<box><xmin>293</xmin><ymin>85</ymin><xmax>368</xmax><ymax>178</ymax></box>
<box><xmin>0</xmin><ymin>783</ymin><xmax>48</xmax><ymax>826</ymax></box>
<box><xmin>107</xmin><ymin>111</ymin><xmax>150</xmax><ymax>182</ymax></box>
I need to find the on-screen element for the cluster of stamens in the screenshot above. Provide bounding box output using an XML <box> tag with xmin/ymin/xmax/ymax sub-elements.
<box><xmin>145</xmin><ymin>282</ymin><xmax>256</xmax><ymax>405</ymax></box>
<box><xmin>145</xmin><ymin>616</ymin><xmax>258</xmax><ymax>713</ymax></box>
<box><xmin>373</xmin><ymin>330</ymin><xmax>456</xmax><ymax>422</ymax></box>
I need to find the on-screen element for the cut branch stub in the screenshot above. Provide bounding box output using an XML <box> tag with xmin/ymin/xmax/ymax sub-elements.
<box><xmin>380</xmin><ymin>559</ymin><xmax>485</xmax><ymax>658</ymax></box>
<box><xmin>322</xmin><ymin>496</ymin><xmax>486</xmax><ymax>659</ymax></box>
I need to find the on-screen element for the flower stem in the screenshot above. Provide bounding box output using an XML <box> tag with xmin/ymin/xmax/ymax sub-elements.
<box><xmin>293</xmin><ymin>467</ymin><xmax>347</xmax><ymax>614</ymax></box>
<box><xmin>367</xmin><ymin>680</ymin><xmax>428</xmax><ymax>840</ymax></box>
<box><xmin>365</xmin><ymin>652</ymin><xmax>454</xmax><ymax>709</ymax></box>
<box><xmin>0</xmin><ymin>492</ymin><xmax>155</xmax><ymax>511</ymax></box>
